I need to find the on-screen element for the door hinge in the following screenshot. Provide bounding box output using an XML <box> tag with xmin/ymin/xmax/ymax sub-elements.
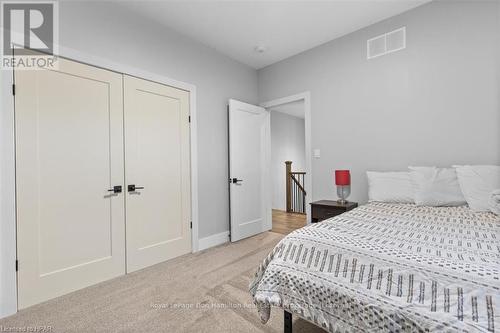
<box><xmin>188</xmin><ymin>116</ymin><xmax>191</xmax><ymax>123</ymax></box>
<box><xmin>12</xmin><ymin>84</ymin><xmax>15</xmax><ymax>95</ymax></box>
<box><xmin>15</xmin><ymin>260</ymin><xmax>18</xmax><ymax>272</ymax></box>
<box><xmin>190</xmin><ymin>221</ymin><xmax>192</xmax><ymax>229</ymax></box>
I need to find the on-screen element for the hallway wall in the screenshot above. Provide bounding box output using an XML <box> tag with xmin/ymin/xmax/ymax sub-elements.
<box><xmin>270</xmin><ymin>111</ymin><xmax>306</xmax><ymax>210</ymax></box>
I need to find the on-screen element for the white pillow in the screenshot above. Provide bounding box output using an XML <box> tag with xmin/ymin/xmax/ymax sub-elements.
<box><xmin>367</xmin><ymin>171</ymin><xmax>414</xmax><ymax>203</ymax></box>
<box><xmin>454</xmin><ymin>165</ymin><xmax>500</xmax><ymax>212</ymax></box>
<box><xmin>409</xmin><ymin>167</ymin><xmax>466</xmax><ymax>207</ymax></box>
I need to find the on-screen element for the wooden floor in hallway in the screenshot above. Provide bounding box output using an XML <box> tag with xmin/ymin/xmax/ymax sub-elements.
<box><xmin>271</xmin><ymin>209</ymin><xmax>307</xmax><ymax>235</ymax></box>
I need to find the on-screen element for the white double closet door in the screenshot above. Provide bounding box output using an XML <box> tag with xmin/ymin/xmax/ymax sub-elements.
<box><xmin>15</xmin><ymin>57</ymin><xmax>191</xmax><ymax>309</ymax></box>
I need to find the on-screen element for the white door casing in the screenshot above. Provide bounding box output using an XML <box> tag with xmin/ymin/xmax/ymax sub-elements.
<box><xmin>15</xmin><ymin>57</ymin><xmax>126</xmax><ymax>309</ymax></box>
<box><xmin>228</xmin><ymin>99</ymin><xmax>271</xmax><ymax>242</ymax></box>
<box><xmin>124</xmin><ymin>75</ymin><xmax>192</xmax><ymax>273</ymax></box>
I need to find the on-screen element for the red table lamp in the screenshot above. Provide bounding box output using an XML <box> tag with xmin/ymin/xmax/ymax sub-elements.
<box><xmin>335</xmin><ymin>170</ymin><xmax>351</xmax><ymax>204</ymax></box>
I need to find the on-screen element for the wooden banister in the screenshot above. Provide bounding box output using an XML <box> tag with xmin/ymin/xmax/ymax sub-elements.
<box><xmin>290</xmin><ymin>174</ymin><xmax>306</xmax><ymax>195</ymax></box>
<box><xmin>285</xmin><ymin>161</ymin><xmax>306</xmax><ymax>214</ymax></box>
<box><xmin>285</xmin><ymin>161</ymin><xmax>292</xmax><ymax>212</ymax></box>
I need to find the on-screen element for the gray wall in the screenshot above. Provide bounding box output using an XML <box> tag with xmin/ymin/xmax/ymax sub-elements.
<box><xmin>258</xmin><ymin>0</ymin><xmax>500</xmax><ymax>204</ymax></box>
<box><xmin>271</xmin><ymin>111</ymin><xmax>306</xmax><ymax>210</ymax></box>
<box><xmin>58</xmin><ymin>2</ymin><xmax>258</xmax><ymax>238</ymax></box>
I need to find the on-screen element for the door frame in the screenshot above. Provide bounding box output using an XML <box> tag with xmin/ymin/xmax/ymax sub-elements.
<box><xmin>0</xmin><ymin>45</ymin><xmax>200</xmax><ymax>317</ymax></box>
<box><xmin>260</xmin><ymin>92</ymin><xmax>312</xmax><ymax>222</ymax></box>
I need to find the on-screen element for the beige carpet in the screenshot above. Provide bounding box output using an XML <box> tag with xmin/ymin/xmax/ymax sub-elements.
<box><xmin>0</xmin><ymin>232</ymin><xmax>325</xmax><ymax>333</ymax></box>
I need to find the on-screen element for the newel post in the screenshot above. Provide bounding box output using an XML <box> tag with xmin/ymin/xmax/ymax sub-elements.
<box><xmin>285</xmin><ymin>161</ymin><xmax>292</xmax><ymax>212</ymax></box>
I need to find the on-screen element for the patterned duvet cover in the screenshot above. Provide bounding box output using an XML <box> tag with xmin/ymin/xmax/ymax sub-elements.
<box><xmin>250</xmin><ymin>203</ymin><xmax>499</xmax><ymax>332</ymax></box>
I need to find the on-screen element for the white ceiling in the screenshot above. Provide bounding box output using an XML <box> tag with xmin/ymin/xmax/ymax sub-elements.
<box><xmin>269</xmin><ymin>100</ymin><xmax>305</xmax><ymax>119</ymax></box>
<box><xmin>119</xmin><ymin>0</ymin><xmax>430</xmax><ymax>69</ymax></box>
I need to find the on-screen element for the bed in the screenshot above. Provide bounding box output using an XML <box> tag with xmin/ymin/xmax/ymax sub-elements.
<box><xmin>250</xmin><ymin>202</ymin><xmax>499</xmax><ymax>332</ymax></box>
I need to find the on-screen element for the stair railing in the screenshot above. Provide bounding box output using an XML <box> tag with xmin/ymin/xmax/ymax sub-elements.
<box><xmin>285</xmin><ymin>161</ymin><xmax>306</xmax><ymax>214</ymax></box>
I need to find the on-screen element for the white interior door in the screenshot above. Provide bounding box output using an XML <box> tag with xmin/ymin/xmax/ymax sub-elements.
<box><xmin>228</xmin><ymin>99</ymin><xmax>271</xmax><ymax>242</ymax></box>
<box><xmin>124</xmin><ymin>75</ymin><xmax>192</xmax><ymax>273</ymax></box>
<box><xmin>15</xmin><ymin>57</ymin><xmax>126</xmax><ymax>309</ymax></box>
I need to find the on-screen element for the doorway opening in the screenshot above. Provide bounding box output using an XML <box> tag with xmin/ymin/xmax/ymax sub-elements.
<box><xmin>264</xmin><ymin>96</ymin><xmax>310</xmax><ymax>235</ymax></box>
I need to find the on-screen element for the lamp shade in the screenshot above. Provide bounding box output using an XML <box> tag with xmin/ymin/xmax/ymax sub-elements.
<box><xmin>335</xmin><ymin>170</ymin><xmax>351</xmax><ymax>186</ymax></box>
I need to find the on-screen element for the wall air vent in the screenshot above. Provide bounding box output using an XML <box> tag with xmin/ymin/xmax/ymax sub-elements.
<box><xmin>367</xmin><ymin>27</ymin><xmax>406</xmax><ymax>59</ymax></box>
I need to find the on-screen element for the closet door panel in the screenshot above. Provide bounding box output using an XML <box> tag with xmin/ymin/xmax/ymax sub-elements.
<box><xmin>124</xmin><ymin>75</ymin><xmax>191</xmax><ymax>273</ymax></box>
<box><xmin>15</xmin><ymin>57</ymin><xmax>125</xmax><ymax>309</ymax></box>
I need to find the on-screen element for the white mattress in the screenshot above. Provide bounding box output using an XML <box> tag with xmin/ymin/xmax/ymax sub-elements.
<box><xmin>250</xmin><ymin>202</ymin><xmax>499</xmax><ymax>332</ymax></box>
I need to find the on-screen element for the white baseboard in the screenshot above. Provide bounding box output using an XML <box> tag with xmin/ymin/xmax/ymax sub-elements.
<box><xmin>198</xmin><ymin>231</ymin><xmax>230</xmax><ymax>251</ymax></box>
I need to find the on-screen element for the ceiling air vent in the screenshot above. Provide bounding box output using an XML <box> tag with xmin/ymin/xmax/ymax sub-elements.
<box><xmin>367</xmin><ymin>27</ymin><xmax>406</xmax><ymax>59</ymax></box>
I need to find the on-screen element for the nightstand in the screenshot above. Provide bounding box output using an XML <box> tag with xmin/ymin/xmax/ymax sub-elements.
<box><xmin>310</xmin><ymin>200</ymin><xmax>358</xmax><ymax>223</ymax></box>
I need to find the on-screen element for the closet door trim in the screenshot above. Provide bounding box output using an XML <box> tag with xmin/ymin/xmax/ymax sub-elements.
<box><xmin>1</xmin><ymin>50</ymin><xmax>199</xmax><ymax>315</ymax></box>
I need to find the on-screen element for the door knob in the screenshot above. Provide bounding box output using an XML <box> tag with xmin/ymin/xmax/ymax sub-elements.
<box><xmin>231</xmin><ymin>178</ymin><xmax>243</xmax><ymax>184</ymax></box>
<box><xmin>107</xmin><ymin>185</ymin><xmax>122</xmax><ymax>193</ymax></box>
<box><xmin>128</xmin><ymin>184</ymin><xmax>144</xmax><ymax>192</ymax></box>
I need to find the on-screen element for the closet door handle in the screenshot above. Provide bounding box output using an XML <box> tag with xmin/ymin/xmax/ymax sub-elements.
<box><xmin>128</xmin><ymin>184</ymin><xmax>144</xmax><ymax>192</ymax></box>
<box><xmin>107</xmin><ymin>185</ymin><xmax>122</xmax><ymax>193</ymax></box>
